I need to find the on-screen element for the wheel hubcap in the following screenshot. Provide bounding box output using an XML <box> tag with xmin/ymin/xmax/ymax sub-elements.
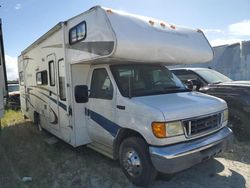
<box><xmin>123</xmin><ymin>149</ymin><xmax>142</xmax><ymax>177</ymax></box>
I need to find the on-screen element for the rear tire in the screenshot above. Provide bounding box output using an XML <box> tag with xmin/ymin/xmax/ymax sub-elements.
<box><xmin>23</xmin><ymin>115</ymin><xmax>28</xmax><ymax>120</ymax></box>
<box><xmin>34</xmin><ymin>112</ymin><xmax>42</xmax><ymax>131</ymax></box>
<box><xmin>119</xmin><ymin>137</ymin><xmax>157</xmax><ymax>186</ymax></box>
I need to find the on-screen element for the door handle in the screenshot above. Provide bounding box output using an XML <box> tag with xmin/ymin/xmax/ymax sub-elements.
<box><xmin>116</xmin><ymin>105</ymin><xmax>125</xmax><ymax>110</ymax></box>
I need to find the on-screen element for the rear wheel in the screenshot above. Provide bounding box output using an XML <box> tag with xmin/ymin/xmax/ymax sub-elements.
<box><xmin>34</xmin><ymin>112</ymin><xmax>42</xmax><ymax>131</ymax></box>
<box><xmin>119</xmin><ymin>137</ymin><xmax>157</xmax><ymax>186</ymax></box>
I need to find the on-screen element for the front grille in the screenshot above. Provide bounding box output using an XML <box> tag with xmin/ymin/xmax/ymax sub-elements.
<box><xmin>183</xmin><ymin>113</ymin><xmax>222</xmax><ymax>137</ymax></box>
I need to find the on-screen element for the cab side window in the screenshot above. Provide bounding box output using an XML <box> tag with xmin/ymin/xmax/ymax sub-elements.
<box><xmin>90</xmin><ymin>69</ymin><xmax>113</xmax><ymax>100</ymax></box>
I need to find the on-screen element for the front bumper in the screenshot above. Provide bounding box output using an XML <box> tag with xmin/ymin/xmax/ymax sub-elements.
<box><xmin>149</xmin><ymin>127</ymin><xmax>233</xmax><ymax>174</ymax></box>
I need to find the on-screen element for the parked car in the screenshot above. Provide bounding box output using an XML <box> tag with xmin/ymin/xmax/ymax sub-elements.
<box><xmin>6</xmin><ymin>82</ymin><xmax>20</xmax><ymax>110</ymax></box>
<box><xmin>170</xmin><ymin>67</ymin><xmax>250</xmax><ymax>141</ymax></box>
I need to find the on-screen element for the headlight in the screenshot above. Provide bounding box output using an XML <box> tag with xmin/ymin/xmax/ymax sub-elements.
<box><xmin>152</xmin><ymin>121</ymin><xmax>184</xmax><ymax>138</ymax></box>
<box><xmin>223</xmin><ymin>109</ymin><xmax>228</xmax><ymax>122</ymax></box>
<box><xmin>166</xmin><ymin>121</ymin><xmax>184</xmax><ymax>136</ymax></box>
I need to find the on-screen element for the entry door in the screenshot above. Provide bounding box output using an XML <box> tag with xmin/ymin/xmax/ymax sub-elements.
<box><xmin>47</xmin><ymin>54</ymin><xmax>60</xmax><ymax>130</ymax></box>
<box><xmin>57</xmin><ymin>59</ymin><xmax>71</xmax><ymax>142</ymax></box>
<box><xmin>87</xmin><ymin>68</ymin><xmax>117</xmax><ymax>147</ymax></box>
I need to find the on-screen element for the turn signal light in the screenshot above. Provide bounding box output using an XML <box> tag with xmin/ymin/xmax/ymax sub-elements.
<box><xmin>152</xmin><ymin>122</ymin><xmax>166</xmax><ymax>138</ymax></box>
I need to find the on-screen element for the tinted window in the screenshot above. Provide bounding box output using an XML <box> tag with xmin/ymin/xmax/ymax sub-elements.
<box><xmin>49</xmin><ymin>60</ymin><xmax>55</xmax><ymax>86</ymax></box>
<box><xmin>19</xmin><ymin>71</ymin><xmax>24</xmax><ymax>85</ymax></box>
<box><xmin>195</xmin><ymin>69</ymin><xmax>232</xmax><ymax>84</ymax></box>
<box><xmin>36</xmin><ymin>71</ymin><xmax>48</xmax><ymax>85</ymax></box>
<box><xmin>58</xmin><ymin>59</ymin><xmax>66</xmax><ymax>101</ymax></box>
<box><xmin>90</xmin><ymin>69</ymin><xmax>113</xmax><ymax>100</ymax></box>
<box><xmin>8</xmin><ymin>84</ymin><xmax>19</xmax><ymax>92</ymax></box>
<box><xmin>69</xmin><ymin>21</ymin><xmax>86</xmax><ymax>45</ymax></box>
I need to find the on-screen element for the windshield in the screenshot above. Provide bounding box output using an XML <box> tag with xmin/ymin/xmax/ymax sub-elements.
<box><xmin>8</xmin><ymin>84</ymin><xmax>19</xmax><ymax>92</ymax></box>
<box><xmin>195</xmin><ymin>69</ymin><xmax>232</xmax><ymax>84</ymax></box>
<box><xmin>110</xmin><ymin>64</ymin><xmax>188</xmax><ymax>97</ymax></box>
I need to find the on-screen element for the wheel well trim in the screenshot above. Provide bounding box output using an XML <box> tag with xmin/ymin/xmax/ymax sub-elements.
<box><xmin>113</xmin><ymin>128</ymin><xmax>147</xmax><ymax>159</ymax></box>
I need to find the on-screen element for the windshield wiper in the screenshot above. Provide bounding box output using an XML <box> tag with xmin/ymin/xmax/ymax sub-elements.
<box><xmin>164</xmin><ymin>86</ymin><xmax>182</xmax><ymax>90</ymax></box>
<box><xmin>212</xmin><ymin>81</ymin><xmax>222</xmax><ymax>84</ymax></box>
<box><xmin>162</xmin><ymin>86</ymin><xmax>189</xmax><ymax>93</ymax></box>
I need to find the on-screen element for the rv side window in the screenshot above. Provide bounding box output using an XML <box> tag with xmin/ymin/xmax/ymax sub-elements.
<box><xmin>69</xmin><ymin>21</ymin><xmax>86</xmax><ymax>45</ymax></box>
<box><xmin>19</xmin><ymin>71</ymin><xmax>24</xmax><ymax>85</ymax></box>
<box><xmin>90</xmin><ymin>69</ymin><xmax>113</xmax><ymax>100</ymax></box>
<box><xmin>49</xmin><ymin>60</ymin><xmax>55</xmax><ymax>86</ymax></box>
<box><xmin>36</xmin><ymin>71</ymin><xmax>48</xmax><ymax>85</ymax></box>
<box><xmin>58</xmin><ymin>59</ymin><xmax>66</xmax><ymax>101</ymax></box>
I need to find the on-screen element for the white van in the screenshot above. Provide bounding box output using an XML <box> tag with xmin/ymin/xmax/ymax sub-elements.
<box><xmin>18</xmin><ymin>6</ymin><xmax>233</xmax><ymax>186</ymax></box>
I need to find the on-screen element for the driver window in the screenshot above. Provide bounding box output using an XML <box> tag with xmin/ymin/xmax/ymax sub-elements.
<box><xmin>90</xmin><ymin>68</ymin><xmax>113</xmax><ymax>100</ymax></box>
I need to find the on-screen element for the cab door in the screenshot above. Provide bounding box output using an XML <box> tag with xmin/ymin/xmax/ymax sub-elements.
<box><xmin>86</xmin><ymin>67</ymin><xmax>117</xmax><ymax>147</ymax></box>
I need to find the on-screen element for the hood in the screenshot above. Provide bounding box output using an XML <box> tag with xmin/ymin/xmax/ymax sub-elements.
<box><xmin>219</xmin><ymin>81</ymin><xmax>250</xmax><ymax>87</ymax></box>
<box><xmin>131</xmin><ymin>92</ymin><xmax>227</xmax><ymax>121</ymax></box>
<box><xmin>9</xmin><ymin>91</ymin><xmax>20</xmax><ymax>96</ymax></box>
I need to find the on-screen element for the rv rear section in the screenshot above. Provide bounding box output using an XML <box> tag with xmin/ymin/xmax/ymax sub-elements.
<box><xmin>18</xmin><ymin>6</ymin><xmax>233</xmax><ymax>186</ymax></box>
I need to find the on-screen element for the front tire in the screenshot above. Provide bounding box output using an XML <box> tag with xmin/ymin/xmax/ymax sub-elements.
<box><xmin>119</xmin><ymin>137</ymin><xmax>157</xmax><ymax>186</ymax></box>
<box><xmin>229</xmin><ymin>109</ymin><xmax>250</xmax><ymax>141</ymax></box>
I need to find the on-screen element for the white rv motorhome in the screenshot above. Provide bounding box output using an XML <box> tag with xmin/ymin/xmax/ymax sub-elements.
<box><xmin>18</xmin><ymin>6</ymin><xmax>233</xmax><ymax>186</ymax></box>
<box><xmin>0</xmin><ymin>19</ymin><xmax>6</xmax><ymax>118</ymax></box>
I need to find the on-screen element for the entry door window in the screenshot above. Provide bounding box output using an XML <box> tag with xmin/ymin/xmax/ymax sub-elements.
<box><xmin>90</xmin><ymin>69</ymin><xmax>113</xmax><ymax>100</ymax></box>
<box><xmin>58</xmin><ymin>59</ymin><xmax>66</xmax><ymax>101</ymax></box>
<box><xmin>49</xmin><ymin>60</ymin><xmax>55</xmax><ymax>86</ymax></box>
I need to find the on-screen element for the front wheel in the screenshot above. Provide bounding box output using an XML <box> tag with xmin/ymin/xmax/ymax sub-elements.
<box><xmin>229</xmin><ymin>109</ymin><xmax>250</xmax><ymax>141</ymax></box>
<box><xmin>119</xmin><ymin>137</ymin><xmax>157</xmax><ymax>186</ymax></box>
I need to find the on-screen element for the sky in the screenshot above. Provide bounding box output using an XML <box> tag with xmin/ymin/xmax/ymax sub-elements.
<box><xmin>1</xmin><ymin>0</ymin><xmax>250</xmax><ymax>80</ymax></box>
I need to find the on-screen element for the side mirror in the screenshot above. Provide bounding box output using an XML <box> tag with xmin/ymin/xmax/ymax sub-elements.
<box><xmin>185</xmin><ymin>80</ymin><xmax>194</xmax><ymax>90</ymax></box>
<box><xmin>185</xmin><ymin>79</ymin><xmax>202</xmax><ymax>91</ymax></box>
<box><xmin>191</xmin><ymin>79</ymin><xmax>202</xmax><ymax>91</ymax></box>
<box><xmin>75</xmin><ymin>85</ymin><xmax>89</xmax><ymax>103</ymax></box>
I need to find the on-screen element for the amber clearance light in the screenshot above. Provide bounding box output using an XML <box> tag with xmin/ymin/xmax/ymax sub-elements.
<box><xmin>152</xmin><ymin>122</ymin><xmax>166</xmax><ymax>138</ymax></box>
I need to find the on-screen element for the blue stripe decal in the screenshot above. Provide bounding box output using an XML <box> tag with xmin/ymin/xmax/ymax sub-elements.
<box><xmin>49</xmin><ymin>96</ymin><xmax>67</xmax><ymax>111</ymax></box>
<box><xmin>58</xmin><ymin>101</ymin><xmax>67</xmax><ymax>111</ymax></box>
<box><xmin>88</xmin><ymin>109</ymin><xmax>120</xmax><ymax>137</ymax></box>
<box><xmin>39</xmin><ymin>92</ymin><xmax>67</xmax><ymax>111</ymax></box>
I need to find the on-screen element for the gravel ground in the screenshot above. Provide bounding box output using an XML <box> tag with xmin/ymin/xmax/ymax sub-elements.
<box><xmin>0</xmin><ymin>120</ymin><xmax>249</xmax><ymax>188</ymax></box>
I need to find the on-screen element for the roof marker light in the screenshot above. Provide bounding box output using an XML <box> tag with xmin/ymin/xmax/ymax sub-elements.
<box><xmin>106</xmin><ymin>9</ymin><xmax>113</xmax><ymax>13</ymax></box>
<box><xmin>160</xmin><ymin>22</ymin><xmax>166</xmax><ymax>28</ymax></box>
<box><xmin>149</xmin><ymin>20</ymin><xmax>155</xmax><ymax>26</ymax></box>
<box><xmin>170</xmin><ymin>25</ymin><xmax>176</xmax><ymax>29</ymax></box>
